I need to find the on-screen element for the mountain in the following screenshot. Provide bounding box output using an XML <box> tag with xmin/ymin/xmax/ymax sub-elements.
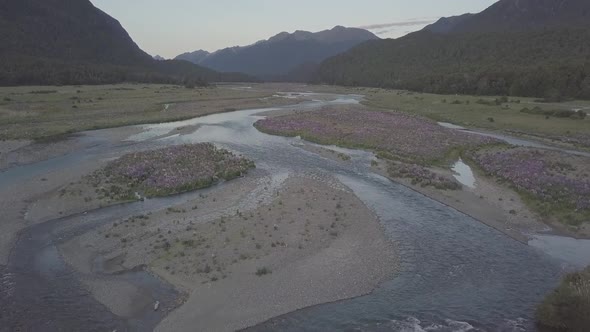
<box><xmin>423</xmin><ymin>14</ymin><xmax>474</xmax><ymax>34</ymax></box>
<box><xmin>315</xmin><ymin>0</ymin><xmax>590</xmax><ymax>100</ymax></box>
<box><xmin>175</xmin><ymin>50</ymin><xmax>210</xmax><ymax>64</ymax></box>
<box><xmin>0</xmin><ymin>0</ymin><xmax>252</xmax><ymax>86</ymax></box>
<box><xmin>178</xmin><ymin>26</ymin><xmax>378</xmax><ymax>79</ymax></box>
<box><xmin>435</xmin><ymin>0</ymin><xmax>590</xmax><ymax>34</ymax></box>
<box><xmin>153</xmin><ymin>55</ymin><xmax>166</xmax><ymax>61</ymax></box>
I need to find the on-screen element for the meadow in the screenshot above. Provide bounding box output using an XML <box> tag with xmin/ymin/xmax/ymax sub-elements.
<box><xmin>0</xmin><ymin>84</ymin><xmax>283</xmax><ymax>141</ymax></box>
<box><xmin>356</xmin><ymin>88</ymin><xmax>590</xmax><ymax>149</ymax></box>
<box><xmin>255</xmin><ymin>106</ymin><xmax>498</xmax><ymax>165</ymax></box>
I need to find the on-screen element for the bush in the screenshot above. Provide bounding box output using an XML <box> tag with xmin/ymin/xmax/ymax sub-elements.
<box><xmin>521</xmin><ymin>107</ymin><xmax>584</xmax><ymax>119</ymax></box>
<box><xmin>536</xmin><ymin>267</ymin><xmax>590</xmax><ymax>331</ymax></box>
<box><xmin>255</xmin><ymin>267</ymin><xmax>271</xmax><ymax>276</ymax></box>
<box><xmin>574</xmin><ymin>110</ymin><xmax>587</xmax><ymax>120</ymax></box>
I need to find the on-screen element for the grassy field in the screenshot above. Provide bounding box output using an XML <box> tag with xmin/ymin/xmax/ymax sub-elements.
<box><xmin>0</xmin><ymin>84</ymin><xmax>286</xmax><ymax>141</ymax></box>
<box><xmin>353</xmin><ymin>87</ymin><xmax>590</xmax><ymax>149</ymax></box>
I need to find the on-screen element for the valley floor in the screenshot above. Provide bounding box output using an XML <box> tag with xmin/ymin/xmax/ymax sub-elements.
<box><xmin>1</xmin><ymin>83</ymin><xmax>589</xmax><ymax>331</ymax></box>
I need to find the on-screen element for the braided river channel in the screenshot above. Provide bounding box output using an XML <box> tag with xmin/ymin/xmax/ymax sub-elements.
<box><xmin>1</xmin><ymin>92</ymin><xmax>588</xmax><ymax>331</ymax></box>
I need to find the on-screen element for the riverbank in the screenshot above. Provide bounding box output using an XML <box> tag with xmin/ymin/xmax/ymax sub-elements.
<box><xmin>370</xmin><ymin>160</ymin><xmax>545</xmax><ymax>244</ymax></box>
<box><xmin>59</xmin><ymin>174</ymin><xmax>398</xmax><ymax>332</ymax></box>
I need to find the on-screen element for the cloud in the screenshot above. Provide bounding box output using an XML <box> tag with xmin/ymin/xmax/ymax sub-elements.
<box><xmin>375</xmin><ymin>29</ymin><xmax>394</xmax><ymax>35</ymax></box>
<box><xmin>358</xmin><ymin>18</ymin><xmax>437</xmax><ymax>31</ymax></box>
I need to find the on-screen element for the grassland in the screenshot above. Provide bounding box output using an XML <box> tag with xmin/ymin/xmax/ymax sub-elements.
<box><xmin>0</xmin><ymin>83</ymin><xmax>288</xmax><ymax>141</ymax></box>
<box><xmin>354</xmin><ymin>87</ymin><xmax>590</xmax><ymax>149</ymax></box>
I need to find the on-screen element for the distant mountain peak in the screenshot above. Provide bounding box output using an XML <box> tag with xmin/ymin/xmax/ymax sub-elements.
<box><xmin>175</xmin><ymin>26</ymin><xmax>378</xmax><ymax>78</ymax></box>
<box><xmin>174</xmin><ymin>49</ymin><xmax>210</xmax><ymax>64</ymax></box>
<box><xmin>425</xmin><ymin>0</ymin><xmax>590</xmax><ymax>34</ymax></box>
<box><xmin>423</xmin><ymin>14</ymin><xmax>474</xmax><ymax>34</ymax></box>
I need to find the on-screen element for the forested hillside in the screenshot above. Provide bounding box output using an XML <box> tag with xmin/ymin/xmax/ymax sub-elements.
<box><xmin>317</xmin><ymin>28</ymin><xmax>590</xmax><ymax>99</ymax></box>
<box><xmin>0</xmin><ymin>0</ymin><xmax>251</xmax><ymax>85</ymax></box>
<box><xmin>315</xmin><ymin>0</ymin><xmax>590</xmax><ymax>99</ymax></box>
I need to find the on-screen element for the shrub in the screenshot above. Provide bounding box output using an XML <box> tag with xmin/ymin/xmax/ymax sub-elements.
<box><xmin>536</xmin><ymin>267</ymin><xmax>590</xmax><ymax>331</ymax></box>
<box><xmin>255</xmin><ymin>267</ymin><xmax>271</xmax><ymax>276</ymax></box>
<box><xmin>574</xmin><ymin>110</ymin><xmax>587</xmax><ymax>120</ymax></box>
<box><xmin>521</xmin><ymin>107</ymin><xmax>585</xmax><ymax>119</ymax></box>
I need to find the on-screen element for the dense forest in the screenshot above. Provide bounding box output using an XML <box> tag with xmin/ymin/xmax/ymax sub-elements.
<box><xmin>0</xmin><ymin>54</ymin><xmax>255</xmax><ymax>86</ymax></box>
<box><xmin>316</xmin><ymin>28</ymin><xmax>590</xmax><ymax>100</ymax></box>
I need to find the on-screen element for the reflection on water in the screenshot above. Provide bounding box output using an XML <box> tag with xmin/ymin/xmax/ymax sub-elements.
<box><xmin>452</xmin><ymin>159</ymin><xmax>476</xmax><ymax>189</ymax></box>
<box><xmin>438</xmin><ymin>121</ymin><xmax>590</xmax><ymax>158</ymax></box>
<box><xmin>529</xmin><ymin>234</ymin><xmax>590</xmax><ymax>268</ymax></box>
<box><xmin>438</xmin><ymin>122</ymin><xmax>466</xmax><ymax>130</ymax></box>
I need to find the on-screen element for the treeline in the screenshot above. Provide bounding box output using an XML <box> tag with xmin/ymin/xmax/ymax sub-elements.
<box><xmin>315</xmin><ymin>28</ymin><xmax>590</xmax><ymax>100</ymax></box>
<box><xmin>0</xmin><ymin>55</ymin><xmax>255</xmax><ymax>86</ymax></box>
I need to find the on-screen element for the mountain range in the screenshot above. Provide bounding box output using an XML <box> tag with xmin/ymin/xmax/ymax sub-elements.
<box><xmin>0</xmin><ymin>0</ymin><xmax>251</xmax><ymax>86</ymax></box>
<box><xmin>2</xmin><ymin>0</ymin><xmax>590</xmax><ymax>98</ymax></box>
<box><xmin>175</xmin><ymin>26</ymin><xmax>378</xmax><ymax>79</ymax></box>
<box><xmin>315</xmin><ymin>0</ymin><xmax>590</xmax><ymax>100</ymax></box>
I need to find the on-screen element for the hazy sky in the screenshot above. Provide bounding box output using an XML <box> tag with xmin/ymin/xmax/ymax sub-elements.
<box><xmin>91</xmin><ymin>0</ymin><xmax>497</xmax><ymax>58</ymax></box>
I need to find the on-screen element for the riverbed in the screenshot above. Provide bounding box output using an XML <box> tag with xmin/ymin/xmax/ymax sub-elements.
<box><xmin>0</xmin><ymin>92</ymin><xmax>588</xmax><ymax>331</ymax></box>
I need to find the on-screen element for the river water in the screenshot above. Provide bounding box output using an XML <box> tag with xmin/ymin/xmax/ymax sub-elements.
<box><xmin>0</xmin><ymin>94</ymin><xmax>587</xmax><ymax>331</ymax></box>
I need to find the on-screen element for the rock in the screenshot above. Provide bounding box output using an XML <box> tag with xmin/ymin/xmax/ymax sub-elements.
<box><xmin>154</xmin><ymin>300</ymin><xmax>160</xmax><ymax>311</ymax></box>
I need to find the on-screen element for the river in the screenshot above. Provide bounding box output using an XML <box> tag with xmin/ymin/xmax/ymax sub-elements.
<box><xmin>0</xmin><ymin>93</ymin><xmax>587</xmax><ymax>331</ymax></box>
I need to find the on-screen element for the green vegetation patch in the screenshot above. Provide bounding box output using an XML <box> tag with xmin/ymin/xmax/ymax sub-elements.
<box><xmin>86</xmin><ymin>143</ymin><xmax>255</xmax><ymax>200</ymax></box>
<box><xmin>361</xmin><ymin>89</ymin><xmax>590</xmax><ymax>150</ymax></box>
<box><xmin>255</xmin><ymin>107</ymin><xmax>497</xmax><ymax>166</ymax></box>
<box><xmin>536</xmin><ymin>267</ymin><xmax>590</xmax><ymax>332</ymax></box>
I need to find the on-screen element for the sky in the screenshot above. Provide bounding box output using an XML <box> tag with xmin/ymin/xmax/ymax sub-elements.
<box><xmin>91</xmin><ymin>0</ymin><xmax>497</xmax><ymax>59</ymax></box>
